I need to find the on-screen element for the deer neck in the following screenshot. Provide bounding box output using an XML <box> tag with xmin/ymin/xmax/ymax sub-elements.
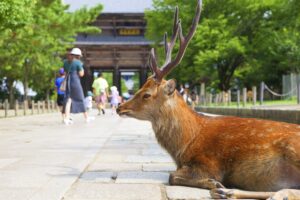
<box><xmin>149</xmin><ymin>93</ymin><xmax>203</xmax><ymax>166</ymax></box>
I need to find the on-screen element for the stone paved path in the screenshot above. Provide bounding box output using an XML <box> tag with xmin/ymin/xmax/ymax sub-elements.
<box><xmin>0</xmin><ymin>109</ymin><xmax>211</xmax><ymax>200</ymax></box>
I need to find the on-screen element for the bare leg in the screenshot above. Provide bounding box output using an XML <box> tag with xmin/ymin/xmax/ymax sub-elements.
<box><xmin>169</xmin><ymin>166</ymin><xmax>224</xmax><ymax>190</ymax></box>
<box><xmin>111</xmin><ymin>105</ymin><xmax>116</xmax><ymax>115</ymax></box>
<box><xmin>97</xmin><ymin>103</ymin><xmax>101</xmax><ymax>115</ymax></box>
<box><xmin>64</xmin><ymin>98</ymin><xmax>72</xmax><ymax>120</ymax></box>
<box><xmin>58</xmin><ymin>106</ymin><xmax>65</xmax><ymax>120</ymax></box>
<box><xmin>100</xmin><ymin>103</ymin><xmax>105</xmax><ymax>114</ymax></box>
<box><xmin>83</xmin><ymin>112</ymin><xmax>88</xmax><ymax>120</ymax></box>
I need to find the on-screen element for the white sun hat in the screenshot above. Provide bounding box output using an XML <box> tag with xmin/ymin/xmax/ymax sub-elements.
<box><xmin>70</xmin><ymin>48</ymin><xmax>82</xmax><ymax>56</ymax></box>
<box><xmin>110</xmin><ymin>86</ymin><xmax>117</xmax><ymax>91</ymax></box>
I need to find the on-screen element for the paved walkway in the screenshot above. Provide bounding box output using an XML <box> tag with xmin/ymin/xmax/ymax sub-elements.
<box><xmin>0</xmin><ymin>110</ymin><xmax>210</xmax><ymax>200</ymax></box>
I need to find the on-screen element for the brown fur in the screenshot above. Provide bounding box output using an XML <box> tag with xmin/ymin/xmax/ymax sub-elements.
<box><xmin>117</xmin><ymin>78</ymin><xmax>300</xmax><ymax>199</ymax></box>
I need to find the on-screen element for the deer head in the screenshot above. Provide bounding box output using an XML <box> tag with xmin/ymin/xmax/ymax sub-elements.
<box><xmin>117</xmin><ymin>0</ymin><xmax>202</xmax><ymax>121</ymax></box>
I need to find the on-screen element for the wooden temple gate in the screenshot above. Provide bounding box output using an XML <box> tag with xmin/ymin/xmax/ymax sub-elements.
<box><xmin>75</xmin><ymin>13</ymin><xmax>152</xmax><ymax>95</ymax></box>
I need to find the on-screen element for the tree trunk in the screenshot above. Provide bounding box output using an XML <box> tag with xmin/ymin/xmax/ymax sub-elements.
<box><xmin>46</xmin><ymin>88</ymin><xmax>50</xmax><ymax>101</ymax></box>
<box><xmin>217</xmin><ymin>55</ymin><xmax>244</xmax><ymax>91</ymax></box>
<box><xmin>23</xmin><ymin>61</ymin><xmax>29</xmax><ymax>101</ymax></box>
<box><xmin>7</xmin><ymin>79</ymin><xmax>15</xmax><ymax>109</ymax></box>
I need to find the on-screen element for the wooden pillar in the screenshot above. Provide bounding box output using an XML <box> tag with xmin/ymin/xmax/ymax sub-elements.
<box><xmin>15</xmin><ymin>100</ymin><xmax>18</xmax><ymax>116</ymax></box>
<box><xmin>112</xmin><ymin>16</ymin><xmax>117</xmax><ymax>37</ymax></box>
<box><xmin>243</xmin><ymin>88</ymin><xmax>247</xmax><ymax>107</ymax></box>
<box><xmin>200</xmin><ymin>83</ymin><xmax>205</xmax><ymax>105</ymax></box>
<box><xmin>222</xmin><ymin>91</ymin><xmax>226</xmax><ymax>105</ymax></box>
<box><xmin>53</xmin><ymin>100</ymin><xmax>56</xmax><ymax>111</ymax></box>
<box><xmin>42</xmin><ymin>101</ymin><xmax>45</xmax><ymax>113</ymax></box>
<box><xmin>260</xmin><ymin>82</ymin><xmax>264</xmax><ymax>105</ymax></box>
<box><xmin>81</xmin><ymin>48</ymin><xmax>92</xmax><ymax>96</ymax></box>
<box><xmin>297</xmin><ymin>78</ymin><xmax>300</xmax><ymax>104</ymax></box>
<box><xmin>4</xmin><ymin>99</ymin><xmax>8</xmax><ymax>117</ymax></box>
<box><xmin>47</xmin><ymin>100</ymin><xmax>50</xmax><ymax>112</ymax></box>
<box><xmin>23</xmin><ymin>100</ymin><xmax>27</xmax><ymax>116</ymax></box>
<box><xmin>31</xmin><ymin>100</ymin><xmax>35</xmax><ymax>115</ymax></box>
<box><xmin>237</xmin><ymin>89</ymin><xmax>240</xmax><ymax>107</ymax></box>
<box><xmin>140</xmin><ymin>66</ymin><xmax>148</xmax><ymax>88</ymax></box>
<box><xmin>227</xmin><ymin>90</ymin><xmax>231</xmax><ymax>106</ymax></box>
<box><xmin>252</xmin><ymin>86</ymin><xmax>257</xmax><ymax>106</ymax></box>
<box><xmin>37</xmin><ymin>101</ymin><xmax>40</xmax><ymax>114</ymax></box>
<box><xmin>215</xmin><ymin>94</ymin><xmax>219</xmax><ymax>104</ymax></box>
<box><xmin>51</xmin><ymin>100</ymin><xmax>54</xmax><ymax>111</ymax></box>
<box><xmin>113</xmin><ymin>65</ymin><xmax>120</xmax><ymax>92</ymax></box>
<box><xmin>208</xmin><ymin>93</ymin><xmax>213</xmax><ymax>105</ymax></box>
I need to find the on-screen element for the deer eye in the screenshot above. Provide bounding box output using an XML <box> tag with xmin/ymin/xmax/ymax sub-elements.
<box><xmin>143</xmin><ymin>93</ymin><xmax>151</xmax><ymax>99</ymax></box>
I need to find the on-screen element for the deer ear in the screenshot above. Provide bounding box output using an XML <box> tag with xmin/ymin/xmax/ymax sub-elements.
<box><xmin>164</xmin><ymin>79</ymin><xmax>176</xmax><ymax>95</ymax></box>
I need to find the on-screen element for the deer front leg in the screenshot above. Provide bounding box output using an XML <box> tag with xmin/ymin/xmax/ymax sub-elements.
<box><xmin>169</xmin><ymin>166</ymin><xmax>225</xmax><ymax>189</ymax></box>
<box><xmin>211</xmin><ymin>188</ymin><xmax>275</xmax><ymax>199</ymax></box>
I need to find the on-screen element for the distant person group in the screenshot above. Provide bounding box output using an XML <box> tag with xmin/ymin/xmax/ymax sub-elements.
<box><xmin>55</xmin><ymin>47</ymin><xmax>121</xmax><ymax>125</ymax></box>
<box><xmin>55</xmin><ymin>47</ymin><xmax>198</xmax><ymax>125</ymax></box>
<box><xmin>179</xmin><ymin>84</ymin><xmax>198</xmax><ymax>110</ymax></box>
<box><xmin>92</xmin><ymin>72</ymin><xmax>120</xmax><ymax>115</ymax></box>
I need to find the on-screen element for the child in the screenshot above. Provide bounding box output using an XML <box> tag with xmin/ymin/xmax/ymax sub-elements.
<box><xmin>55</xmin><ymin>68</ymin><xmax>66</xmax><ymax>120</ymax></box>
<box><xmin>84</xmin><ymin>91</ymin><xmax>93</xmax><ymax>113</ymax></box>
<box><xmin>110</xmin><ymin>86</ymin><xmax>119</xmax><ymax>115</ymax></box>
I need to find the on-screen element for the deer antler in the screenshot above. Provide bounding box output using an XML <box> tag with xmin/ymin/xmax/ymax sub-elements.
<box><xmin>149</xmin><ymin>0</ymin><xmax>202</xmax><ymax>83</ymax></box>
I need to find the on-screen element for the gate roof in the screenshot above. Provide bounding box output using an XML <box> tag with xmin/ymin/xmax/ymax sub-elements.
<box><xmin>63</xmin><ymin>0</ymin><xmax>153</xmax><ymax>13</ymax></box>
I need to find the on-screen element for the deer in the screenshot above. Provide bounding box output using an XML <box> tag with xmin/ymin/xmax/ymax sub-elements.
<box><xmin>116</xmin><ymin>0</ymin><xmax>300</xmax><ymax>199</ymax></box>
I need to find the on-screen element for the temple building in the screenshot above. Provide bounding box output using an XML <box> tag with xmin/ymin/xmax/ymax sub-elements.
<box><xmin>63</xmin><ymin>0</ymin><xmax>154</xmax><ymax>95</ymax></box>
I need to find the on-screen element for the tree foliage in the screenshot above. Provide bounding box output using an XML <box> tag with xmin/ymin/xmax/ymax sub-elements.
<box><xmin>145</xmin><ymin>0</ymin><xmax>300</xmax><ymax>91</ymax></box>
<box><xmin>0</xmin><ymin>0</ymin><xmax>102</xmax><ymax>102</ymax></box>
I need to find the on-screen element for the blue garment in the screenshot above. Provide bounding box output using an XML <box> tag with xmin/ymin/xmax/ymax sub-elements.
<box><xmin>63</xmin><ymin>59</ymin><xmax>86</xmax><ymax>113</ymax></box>
<box><xmin>55</xmin><ymin>77</ymin><xmax>65</xmax><ymax>95</ymax></box>
<box><xmin>63</xmin><ymin>59</ymin><xmax>83</xmax><ymax>73</ymax></box>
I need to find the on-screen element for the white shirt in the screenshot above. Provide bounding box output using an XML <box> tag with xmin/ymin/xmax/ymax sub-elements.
<box><xmin>84</xmin><ymin>96</ymin><xmax>93</xmax><ymax>109</ymax></box>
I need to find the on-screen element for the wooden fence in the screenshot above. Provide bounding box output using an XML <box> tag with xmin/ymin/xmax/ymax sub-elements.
<box><xmin>197</xmin><ymin>82</ymin><xmax>299</xmax><ymax>107</ymax></box>
<box><xmin>0</xmin><ymin>100</ymin><xmax>59</xmax><ymax>118</ymax></box>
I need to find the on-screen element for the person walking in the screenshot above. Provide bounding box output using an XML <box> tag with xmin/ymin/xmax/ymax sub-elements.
<box><xmin>55</xmin><ymin>68</ymin><xmax>66</xmax><ymax>119</ymax></box>
<box><xmin>109</xmin><ymin>86</ymin><xmax>119</xmax><ymax>115</ymax></box>
<box><xmin>190</xmin><ymin>89</ymin><xmax>198</xmax><ymax>110</ymax></box>
<box><xmin>179</xmin><ymin>84</ymin><xmax>185</xmax><ymax>96</ymax></box>
<box><xmin>92</xmin><ymin>72</ymin><xmax>109</xmax><ymax>115</ymax></box>
<box><xmin>63</xmin><ymin>47</ymin><xmax>94</xmax><ymax>124</ymax></box>
<box><xmin>84</xmin><ymin>91</ymin><xmax>93</xmax><ymax>113</ymax></box>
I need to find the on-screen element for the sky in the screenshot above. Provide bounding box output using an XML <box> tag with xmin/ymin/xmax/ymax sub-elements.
<box><xmin>63</xmin><ymin>0</ymin><xmax>153</xmax><ymax>13</ymax></box>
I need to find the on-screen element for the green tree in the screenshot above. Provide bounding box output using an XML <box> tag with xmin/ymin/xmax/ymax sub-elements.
<box><xmin>0</xmin><ymin>0</ymin><xmax>34</xmax><ymax>31</ymax></box>
<box><xmin>146</xmin><ymin>0</ymin><xmax>300</xmax><ymax>92</ymax></box>
<box><xmin>240</xmin><ymin>0</ymin><xmax>300</xmax><ymax>89</ymax></box>
<box><xmin>0</xmin><ymin>0</ymin><xmax>103</xmax><ymax>104</ymax></box>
